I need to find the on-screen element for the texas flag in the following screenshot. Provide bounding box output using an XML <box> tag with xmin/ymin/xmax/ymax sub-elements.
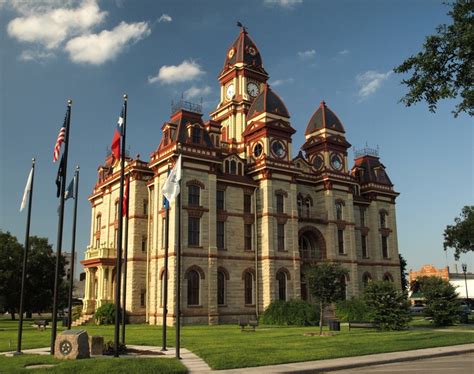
<box><xmin>111</xmin><ymin>107</ymin><xmax>124</xmax><ymax>160</ymax></box>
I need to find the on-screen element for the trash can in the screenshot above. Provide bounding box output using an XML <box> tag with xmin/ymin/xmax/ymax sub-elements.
<box><xmin>328</xmin><ymin>319</ymin><xmax>341</xmax><ymax>331</ymax></box>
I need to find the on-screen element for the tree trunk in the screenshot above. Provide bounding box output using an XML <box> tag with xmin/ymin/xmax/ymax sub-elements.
<box><xmin>10</xmin><ymin>312</ymin><xmax>15</xmax><ymax>320</ymax></box>
<box><xmin>319</xmin><ymin>301</ymin><xmax>324</xmax><ymax>336</ymax></box>
<box><xmin>26</xmin><ymin>311</ymin><xmax>32</xmax><ymax>319</ymax></box>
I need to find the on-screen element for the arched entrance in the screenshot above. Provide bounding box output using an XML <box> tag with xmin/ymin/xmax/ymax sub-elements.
<box><xmin>298</xmin><ymin>226</ymin><xmax>326</xmax><ymax>301</ymax></box>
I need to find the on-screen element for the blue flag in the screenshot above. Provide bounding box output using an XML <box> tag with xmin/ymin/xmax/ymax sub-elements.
<box><xmin>64</xmin><ymin>177</ymin><xmax>75</xmax><ymax>200</ymax></box>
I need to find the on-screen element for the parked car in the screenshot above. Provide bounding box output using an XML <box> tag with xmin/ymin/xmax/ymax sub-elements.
<box><xmin>459</xmin><ymin>302</ymin><xmax>471</xmax><ymax>315</ymax></box>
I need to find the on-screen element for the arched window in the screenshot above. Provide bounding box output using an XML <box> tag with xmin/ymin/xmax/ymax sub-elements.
<box><xmin>230</xmin><ymin>160</ymin><xmax>237</xmax><ymax>175</ymax></box>
<box><xmin>297</xmin><ymin>196</ymin><xmax>303</xmax><ymax>217</ymax></box>
<box><xmin>192</xmin><ymin>127</ymin><xmax>201</xmax><ymax>144</ymax></box>
<box><xmin>187</xmin><ymin>270</ymin><xmax>200</xmax><ymax>306</ymax></box>
<box><xmin>335</xmin><ymin>202</ymin><xmax>343</xmax><ymax>220</ymax></box>
<box><xmin>383</xmin><ymin>273</ymin><xmax>394</xmax><ymax>282</ymax></box>
<box><xmin>244</xmin><ymin>271</ymin><xmax>254</xmax><ymax>305</ymax></box>
<box><xmin>217</xmin><ymin>271</ymin><xmax>225</xmax><ymax>305</ymax></box>
<box><xmin>305</xmin><ymin>198</ymin><xmax>311</xmax><ymax>218</ymax></box>
<box><xmin>276</xmin><ymin>271</ymin><xmax>287</xmax><ymax>301</ymax></box>
<box><xmin>379</xmin><ymin>210</ymin><xmax>388</xmax><ymax>228</ymax></box>
<box><xmin>95</xmin><ymin>214</ymin><xmax>101</xmax><ymax>232</ymax></box>
<box><xmin>362</xmin><ymin>272</ymin><xmax>372</xmax><ymax>287</ymax></box>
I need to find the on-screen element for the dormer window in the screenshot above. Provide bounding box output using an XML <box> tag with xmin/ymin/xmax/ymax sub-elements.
<box><xmin>192</xmin><ymin>127</ymin><xmax>201</xmax><ymax>144</ymax></box>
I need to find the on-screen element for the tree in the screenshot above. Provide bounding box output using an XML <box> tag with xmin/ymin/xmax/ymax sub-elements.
<box><xmin>443</xmin><ymin>205</ymin><xmax>474</xmax><ymax>259</ymax></box>
<box><xmin>399</xmin><ymin>253</ymin><xmax>409</xmax><ymax>292</ymax></box>
<box><xmin>394</xmin><ymin>0</ymin><xmax>473</xmax><ymax>117</ymax></box>
<box><xmin>306</xmin><ymin>263</ymin><xmax>348</xmax><ymax>335</ymax></box>
<box><xmin>0</xmin><ymin>230</ymin><xmax>67</xmax><ymax>319</ymax></box>
<box><xmin>418</xmin><ymin>276</ymin><xmax>462</xmax><ymax>326</ymax></box>
<box><xmin>364</xmin><ymin>281</ymin><xmax>411</xmax><ymax>330</ymax></box>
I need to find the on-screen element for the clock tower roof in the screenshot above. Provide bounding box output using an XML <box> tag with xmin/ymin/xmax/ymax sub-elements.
<box><xmin>221</xmin><ymin>27</ymin><xmax>267</xmax><ymax>76</ymax></box>
<box><xmin>247</xmin><ymin>84</ymin><xmax>290</xmax><ymax>120</ymax></box>
<box><xmin>305</xmin><ymin>101</ymin><xmax>345</xmax><ymax>135</ymax></box>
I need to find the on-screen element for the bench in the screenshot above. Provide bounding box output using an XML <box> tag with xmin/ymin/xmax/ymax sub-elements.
<box><xmin>33</xmin><ymin>320</ymin><xmax>49</xmax><ymax>331</ymax></box>
<box><xmin>348</xmin><ymin>322</ymin><xmax>376</xmax><ymax>331</ymax></box>
<box><xmin>239</xmin><ymin>318</ymin><xmax>259</xmax><ymax>331</ymax></box>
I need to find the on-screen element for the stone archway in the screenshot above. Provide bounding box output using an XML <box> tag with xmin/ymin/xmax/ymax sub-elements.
<box><xmin>298</xmin><ymin>226</ymin><xmax>326</xmax><ymax>301</ymax></box>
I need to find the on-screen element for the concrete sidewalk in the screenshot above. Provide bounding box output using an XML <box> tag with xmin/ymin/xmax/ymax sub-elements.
<box><xmin>214</xmin><ymin>344</ymin><xmax>474</xmax><ymax>374</ymax></box>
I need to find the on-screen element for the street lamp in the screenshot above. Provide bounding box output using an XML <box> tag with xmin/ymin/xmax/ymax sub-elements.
<box><xmin>461</xmin><ymin>263</ymin><xmax>469</xmax><ymax>301</ymax></box>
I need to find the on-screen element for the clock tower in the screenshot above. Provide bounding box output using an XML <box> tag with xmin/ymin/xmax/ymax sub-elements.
<box><xmin>210</xmin><ymin>26</ymin><xmax>269</xmax><ymax>152</ymax></box>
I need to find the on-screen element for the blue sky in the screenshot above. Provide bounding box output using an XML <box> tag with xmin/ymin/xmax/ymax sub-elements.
<box><xmin>1</xmin><ymin>0</ymin><xmax>472</xmax><ymax>276</ymax></box>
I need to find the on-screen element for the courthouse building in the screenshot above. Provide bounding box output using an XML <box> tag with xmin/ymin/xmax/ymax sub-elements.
<box><xmin>81</xmin><ymin>28</ymin><xmax>401</xmax><ymax>325</ymax></box>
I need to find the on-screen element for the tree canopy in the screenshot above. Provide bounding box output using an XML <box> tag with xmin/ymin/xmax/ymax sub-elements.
<box><xmin>399</xmin><ymin>253</ymin><xmax>409</xmax><ymax>292</ymax></box>
<box><xmin>443</xmin><ymin>205</ymin><xmax>474</xmax><ymax>260</ymax></box>
<box><xmin>0</xmin><ymin>230</ymin><xmax>68</xmax><ymax>319</ymax></box>
<box><xmin>394</xmin><ymin>0</ymin><xmax>473</xmax><ymax>117</ymax></box>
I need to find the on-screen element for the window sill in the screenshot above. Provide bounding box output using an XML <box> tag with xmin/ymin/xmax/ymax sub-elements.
<box><xmin>188</xmin><ymin>245</ymin><xmax>203</xmax><ymax>249</ymax></box>
<box><xmin>338</xmin><ymin>253</ymin><xmax>347</xmax><ymax>256</ymax></box>
<box><xmin>244</xmin><ymin>304</ymin><xmax>255</xmax><ymax>308</ymax></box>
<box><xmin>244</xmin><ymin>249</ymin><xmax>254</xmax><ymax>252</ymax></box>
<box><xmin>218</xmin><ymin>248</ymin><xmax>227</xmax><ymax>251</ymax></box>
<box><xmin>187</xmin><ymin>305</ymin><xmax>203</xmax><ymax>308</ymax></box>
<box><xmin>218</xmin><ymin>304</ymin><xmax>227</xmax><ymax>308</ymax></box>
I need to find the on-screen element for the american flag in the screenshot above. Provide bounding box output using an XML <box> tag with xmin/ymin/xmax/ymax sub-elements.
<box><xmin>53</xmin><ymin>126</ymin><xmax>66</xmax><ymax>162</ymax></box>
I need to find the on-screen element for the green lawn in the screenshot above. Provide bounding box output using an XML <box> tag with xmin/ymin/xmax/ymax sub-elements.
<box><xmin>1</xmin><ymin>319</ymin><xmax>473</xmax><ymax>370</ymax></box>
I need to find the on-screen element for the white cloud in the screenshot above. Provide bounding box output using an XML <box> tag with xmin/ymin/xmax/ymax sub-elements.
<box><xmin>19</xmin><ymin>49</ymin><xmax>55</xmax><ymax>62</ymax></box>
<box><xmin>7</xmin><ymin>0</ymin><xmax>106</xmax><ymax>49</ymax></box>
<box><xmin>298</xmin><ymin>49</ymin><xmax>316</xmax><ymax>60</ymax></box>
<box><xmin>65</xmin><ymin>21</ymin><xmax>151</xmax><ymax>65</ymax></box>
<box><xmin>184</xmin><ymin>86</ymin><xmax>211</xmax><ymax>99</ymax></box>
<box><xmin>357</xmin><ymin>70</ymin><xmax>393</xmax><ymax>98</ymax></box>
<box><xmin>264</xmin><ymin>0</ymin><xmax>303</xmax><ymax>8</ymax></box>
<box><xmin>339</xmin><ymin>49</ymin><xmax>349</xmax><ymax>55</ymax></box>
<box><xmin>148</xmin><ymin>60</ymin><xmax>204</xmax><ymax>84</ymax></box>
<box><xmin>270</xmin><ymin>78</ymin><xmax>294</xmax><ymax>87</ymax></box>
<box><xmin>158</xmin><ymin>14</ymin><xmax>172</xmax><ymax>23</ymax></box>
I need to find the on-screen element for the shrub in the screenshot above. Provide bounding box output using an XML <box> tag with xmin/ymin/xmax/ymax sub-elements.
<box><xmin>72</xmin><ymin>305</ymin><xmax>82</xmax><ymax>322</ymax></box>
<box><xmin>335</xmin><ymin>298</ymin><xmax>371</xmax><ymax>322</ymax></box>
<box><xmin>363</xmin><ymin>281</ymin><xmax>411</xmax><ymax>330</ymax></box>
<box><xmin>260</xmin><ymin>300</ymin><xmax>319</xmax><ymax>326</ymax></box>
<box><xmin>94</xmin><ymin>303</ymin><xmax>119</xmax><ymax>325</ymax></box>
<box><xmin>418</xmin><ymin>276</ymin><xmax>462</xmax><ymax>326</ymax></box>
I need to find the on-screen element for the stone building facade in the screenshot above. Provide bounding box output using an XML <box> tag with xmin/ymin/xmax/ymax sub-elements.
<box><xmin>81</xmin><ymin>28</ymin><xmax>401</xmax><ymax>324</ymax></box>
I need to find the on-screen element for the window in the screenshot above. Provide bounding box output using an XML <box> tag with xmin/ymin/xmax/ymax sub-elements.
<box><xmin>188</xmin><ymin>185</ymin><xmax>200</xmax><ymax>206</ymax></box>
<box><xmin>305</xmin><ymin>198</ymin><xmax>311</xmax><ymax>217</ymax></box>
<box><xmin>382</xmin><ymin>236</ymin><xmax>389</xmax><ymax>258</ymax></box>
<box><xmin>114</xmin><ymin>201</ymin><xmax>119</xmax><ymax>220</ymax></box>
<box><xmin>276</xmin><ymin>194</ymin><xmax>284</xmax><ymax>214</ymax></box>
<box><xmin>114</xmin><ymin>228</ymin><xmax>118</xmax><ymax>248</ymax></box>
<box><xmin>143</xmin><ymin>200</ymin><xmax>148</xmax><ymax>216</ymax></box>
<box><xmin>335</xmin><ymin>202</ymin><xmax>343</xmax><ymax>220</ymax></box>
<box><xmin>244</xmin><ymin>194</ymin><xmax>252</xmax><ymax>213</ymax></box>
<box><xmin>216</xmin><ymin>190</ymin><xmax>225</xmax><ymax>211</ymax></box>
<box><xmin>141</xmin><ymin>236</ymin><xmax>147</xmax><ymax>253</ymax></box>
<box><xmin>244</xmin><ymin>224</ymin><xmax>252</xmax><ymax>250</ymax></box>
<box><xmin>360</xmin><ymin>208</ymin><xmax>366</xmax><ymax>227</ymax></box>
<box><xmin>140</xmin><ymin>290</ymin><xmax>146</xmax><ymax>307</ymax></box>
<box><xmin>217</xmin><ymin>221</ymin><xmax>225</xmax><ymax>250</ymax></box>
<box><xmin>361</xmin><ymin>234</ymin><xmax>368</xmax><ymax>258</ymax></box>
<box><xmin>95</xmin><ymin>238</ymin><xmax>100</xmax><ymax>248</ymax></box>
<box><xmin>192</xmin><ymin>127</ymin><xmax>201</xmax><ymax>144</ymax></box>
<box><xmin>187</xmin><ymin>270</ymin><xmax>200</xmax><ymax>306</ymax></box>
<box><xmin>188</xmin><ymin>217</ymin><xmax>200</xmax><ymax>246</ymax></box>
<box><xmin>277</xmin><ymin>272</ymin><xmax>287</xmax><ymax>301</ymax></box>
<box><xmin>338</xmin><ymin>229</ymin><xmax>344</xmax><ymax>254</ymax></box>
<box><xmin>380</xmin><ymin>212</ymin><xmax>387</xmax><ymax>228</ymax></box>
<box><xmin>217</xmin><ymin>271</ymin><xmax>225</xmax><ymax>305</ymax></box>
<box><xmin>297</xmin><ymin>196</ymin><xmax>303</xmax><ymax>216</ymax></box>
<box><xmin>277</xmin><ymin>224</ymin><xmax>285</xmax><ymax>251</ymax></box>
<box><xmin>383</xmin><ymin>273</ymin><xmax>394</xmax><ymax>282</ymax></box>
<box><xmin>244</xmin><ymin>272</ymin><xmax>254</xmax><ymax>305</ymax></box>
<box><xmin>363</xmin><ymin>272</ymin><xmax>372</xmax><ymax>287</ymax></box>
<box><xmin>161</xmin><ymin>217</ymin><xmax>166</xmax><ymax>248</ymax></box>
<box><xmin>96</xmin><ymin>214</ymin><xmax>101</xmax><ymax>232</ymax></box>
<box><xmin>230</xmin><ymin>160</ymin><xmax>237</xmax><ymax>174</ymax></box>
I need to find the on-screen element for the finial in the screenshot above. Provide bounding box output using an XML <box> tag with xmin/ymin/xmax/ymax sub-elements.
<box><xmin>321</xmin><ymin>100</ymin><xmax>326</xmax><ymax>106</ymax></box>
<box><xmin>67</xmin><ymin>99</ymin><xmax>72</xmax><ymax>105</ymax></box>
<box><xmin>32</xmin><ymin>157</ymin><xmax>36</xmax><ymax>164</ymax></box>
<box><xmin>76</xmin><ymin>165</ymin><xmax>80</xmax><ymax>171</ymax></box>
<box><xmin>236</xmin><ymin>21</ymin><xmax>247</xmax><ymax>33</ymax></box>
<box><xmin>123</xmin><ymin>93</ymin><xmax>128</xmax><ymax>101</ymax></box>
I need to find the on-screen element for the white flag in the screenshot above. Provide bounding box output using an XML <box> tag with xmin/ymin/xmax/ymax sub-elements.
<box><xmin>162</xmin><ymin>155</ymin><xmax>182</xmax><ymax>203</ymax></box>
<box><xmin>20</xmin><ymin>168</ymin><xmax>33</xmax><ymax>212</ymax></box>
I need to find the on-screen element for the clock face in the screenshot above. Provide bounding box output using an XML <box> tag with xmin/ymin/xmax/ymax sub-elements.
<box><xmin>228</xmin><ymin>48</ymin><xmax>235</xmax><ymax>59</ymax></box>
<box><xmin>226</xmin><ymin>84</ymin><xmax>235</xmax><ymax>100</ymax></box>
<box><xmin>313</xmin><ymin>154</ymin><xmax>324</xmax><ymax>170</ymax></box>
<box><xmin>330</xmin><ymin>153</ymin><xmax>343</xmax><ymax>171</ymax></box>
<box><xmin>247</xmin><ymin>82</ymin><xmax>260</xmax><ymax>98</ymax></box>
<box><xmin>59</xmin><ymin>340</ymin><xmax>72</xmax><ymax>356</ymax></box>
<box><xmin>271</xmin><ymin>140</ymin><xmax>286</xmax><ymax>158</ymax></box>
<box><xmin>248</xmin><ymin>46</ymin><xmax>257</xmax><ymax>56</ymax></box>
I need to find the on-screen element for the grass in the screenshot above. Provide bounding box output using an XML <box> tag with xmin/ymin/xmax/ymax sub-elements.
<box><xmin>0</xmin><ymin>354</ymin><xmax>187</xmax><ymax>373</ymax></box>
<box><xmin>1</xmin><ymin>318</ymin><xmax>473</xmax><ymax>370</ymax></box>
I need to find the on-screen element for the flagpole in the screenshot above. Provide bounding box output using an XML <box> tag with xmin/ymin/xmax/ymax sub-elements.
<box><xmin>161</xmin><ymin>166</ymin><xmax>170</xmax><ymax>351</ymax></box>
<box><xmin>16</xmin><ymin>158</ymin><xmax>36</xmax><ymax>354</ymax></box>
<box><xmin>114</xmin><ymin>94</ymin><xmax>127</xmax><ymax>357</ymax></box>
<box><xmin>176</xmin><ymin>148</ymin><xmax>182</xmax><ymax>359</ymax></box>
<box><xmin>121</xmin><ymin>175</ymin><xmax>130</xmax><ymax>345</ymax></box>
<box><xmin>67</xmin><ymin>166</ymin><xmax>79</xmax><ymax>329</ymax></box>
<box><xmin>51</xmin><ymin>100</ymin><xmax>72</xmax><ymax>355</ymax></box>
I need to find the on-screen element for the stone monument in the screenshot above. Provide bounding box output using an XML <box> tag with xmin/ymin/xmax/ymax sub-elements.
<box><xmin>54</xmin><ymin>330</ymin><xmax>90</xmax><ymax>360</ymax></box>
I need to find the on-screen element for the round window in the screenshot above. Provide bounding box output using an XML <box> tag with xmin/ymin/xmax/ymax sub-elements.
<box><xmin>271</xmin><ymin>140</ymin><xmax>286</xmax><ymax>158</ymax></box>
<box><xmin>313</xmin><ymin>155</ymin><xmax>324</xmax><ymax>170</ymax></box>
<box><xmin>253</xmin><ymin>143</ymin><xmax>263</xmax><ymax>158</ymax></box>
<box><xmin>330</xmin><ymin>153</ymin><xmax>343</xmax><ymax>171</ymax></box>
